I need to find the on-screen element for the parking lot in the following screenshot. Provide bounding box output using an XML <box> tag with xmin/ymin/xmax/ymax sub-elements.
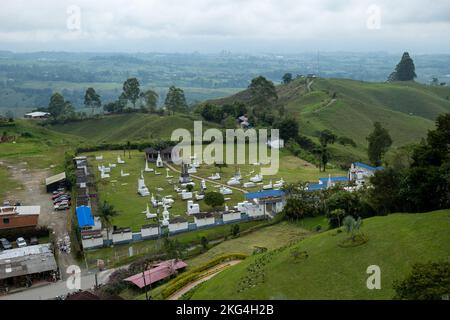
<box><xmin>1</xmin><ymin>161</ymin><xmax>78</xmax><ymax>278</ymax></box>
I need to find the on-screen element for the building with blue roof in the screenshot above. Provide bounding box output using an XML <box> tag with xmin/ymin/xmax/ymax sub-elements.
<box><xmin>349</xmin><ymin>162</ymin><xmax>384</xmax><ymax>187</ymax></box>
<box><xmin>76</xmin><ymin>206</ymin><xmax>94</xmax><ymax>229</ymax></box>
<box><xmin>243</xmin><ymin>190</ymin><xmax>285</xmax><ymax>218</ymax></box>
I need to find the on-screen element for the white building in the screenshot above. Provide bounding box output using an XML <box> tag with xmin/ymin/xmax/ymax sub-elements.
<box><xmin>168</xmin><ymin>217</ymin><xmax>189</xmax><ymax>233</ymax></box>
<box><xmin>222</xmin><ymin>211</ymin><xmax>242</xmax><ymax>223</ymax></box>
<box><xmin>81</xmin><ymin>230</ymin><xmax>104</xmax><ymax>249</ymax></box>
<box><xmin>193</xmin><ymin>213</ymin><xmax>215</xmax><ymax>228</ymax></box>
<box><xmin>348</xmin><ymin>162</ymin><xmax>384</xmax><ymax>187</ymax></box>
<box><xmin>112</xmin><ymin>228</ymin><xmax>133</xmax><ymax>244</ymax></box>
<box><xmin>24</xmin><ymin>111</ymin><xmax>50</xmax><ymax>119</ymax></box>
<box><xmin>141</xmin><ymin>224</ymin><xmax>160</xmax><ymax>239</ymax></box>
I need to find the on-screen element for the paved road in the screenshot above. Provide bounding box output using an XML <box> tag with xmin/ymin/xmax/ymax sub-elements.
<box><xmin>0</xmin><ymin>269</ymin><xmax>116</xmax><ymax>300</ymax></box>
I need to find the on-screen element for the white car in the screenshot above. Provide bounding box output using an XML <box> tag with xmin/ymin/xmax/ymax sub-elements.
<box><xmin>16</xmin><ymin>237</ymin><xmax>27</xmax><ymax>248</ymax></box>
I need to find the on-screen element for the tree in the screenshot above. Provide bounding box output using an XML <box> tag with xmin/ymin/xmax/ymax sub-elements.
<box><xmin>369</xmin><ymin>168</ymin><xmax>403</xmax><ymax>214</ymax></box>
<box><xmin>248</xmin><ymin>76</ymin><xmax>278</xmax><ymax>105</ymax></box>
<box><xmin>393</xmin><ymin>261</ymin><xmax>450</xmax><ymax>300</ymax></box>
<box><xmin>274</xmin><ymin>118</ymin><xmax>299</xmax><ymax>142</ymax></box>
<box><xmin>204</xmin><ymin>192</ymin><xmax>225</xmax><ymax>210</ymax></box>
<box><xmin>200</xmin><ymin>236</ymin><xmax>209</xmax><ymax>250</ymax></box>
<box><xmin>165</xmin><ymin>86</ymin><xmax>188</xmax><ymax>114</ymax></box>
<box><xmin>99</xmin><ymin>201</ymin><xmax>119</xmax><ymax>242</ymax></box>
<box><xmin>122</xmin><ymin>78</ymin><xmax>141</xmax><ymax>108</ymax></box>
<box><xmin>342</xmin><ymin>215</ymin><xmax>362</xmax><ymax>241</ymax></box>
<box><xmin>48</xmin><ymin>92</ymin><xmax>74</xmax><ymax>119</ymax></box>
<box><xmin>388</xmin><ymin>52</ymin><xmax>417</xmax><ymax>82</ymax></box>
<box><xmin>318</xmin><ymin>130</ymin><xmax>337</xmax><ymax>171</ymax></box>
<box><xmin>327</xmin><ymin>209</ymin><xmax>346</xmax><ymax>228</ymax></box>
<box><xmin>84</xmin><ymin>87</ymin><xmax>101</xmax><ymax>115</ymax></box>
<box><xmin>282</xmin><ymin>73</ymin><xmax>293</xmax><ymax>84</ymax></box>
<box><xmin>140</xmin><ymin>89</ymin><xmax>159</xmax><ymax>113</ymax></box>
<box><xmin>367</xmin><ymin>122</ymin><xmax>392</xmax><ymax>166</ymax></box>
<box><xmin>230</xmin><ymin>224</ymin><xmax>240</xmax><ymax>237</ymax></box>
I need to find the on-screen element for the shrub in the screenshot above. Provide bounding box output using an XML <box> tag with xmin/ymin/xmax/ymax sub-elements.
<box><xmin>393</xmin><ymin>261</ymin><xmax>450</xmax><ymax>300</ymax></box>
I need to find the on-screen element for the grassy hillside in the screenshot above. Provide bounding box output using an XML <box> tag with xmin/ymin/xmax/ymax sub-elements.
<box><xmin>0</xmin><ymin>120</ymin><xmax>82</xmax><ymax>170</ymax></box>
<box><xmin>190</xmin><ymin>210</ymin><xmax>450</xmax><ymax>300</ymax></box>
<box><xmin>208</xmin><ymin>78</ymin><xmax>450</xmax><ymax>161</ymax></box>
<box><xmin>47</xmin><ymin>113</ymin><xmax>219</xmax><ymax>143</ymax></box>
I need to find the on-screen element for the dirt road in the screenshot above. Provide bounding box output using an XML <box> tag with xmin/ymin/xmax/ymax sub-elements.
<box><xmin>168</xmin><ymin>260</ymin><xmax>242</xmax><ymax>300</ymax></box>
<box><xmin>1</xmin><ymin>161</ymin><xmax>78</xmax><ymax>279</ymax></box>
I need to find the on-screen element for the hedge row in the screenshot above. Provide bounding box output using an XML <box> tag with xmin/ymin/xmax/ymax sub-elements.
<box><xmin>161</xmin><ymin>253</ymin><xmax>247</xmax><ymax>299</ymax></box>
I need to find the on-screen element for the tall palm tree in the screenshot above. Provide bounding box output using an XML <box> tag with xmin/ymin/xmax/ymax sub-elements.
<box><xmin>99</xmin><ymin>201</ymin><xmax>118</xmax><ymax>243</ymax></box>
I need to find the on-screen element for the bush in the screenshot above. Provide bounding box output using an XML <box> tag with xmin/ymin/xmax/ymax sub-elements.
<box><xmin>393</xmin><ymin>261</ymin><xmax>450</xmax><ymax>300</ymax></box>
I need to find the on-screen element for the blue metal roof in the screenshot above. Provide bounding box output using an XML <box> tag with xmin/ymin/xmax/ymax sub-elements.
<box><xmin>354</xmin><ymin>162</ymin><xmax>384</xmax><ymax>171</ymax></box>
<box><xmin>76</xmin><ymin>206</ymin><xmax>94</xmax><ymax>228</ymax></box>
<box><xmin>306</xmin><ymin>183</ymin><xmax>327</xmax><ymax>191</ymax></box>
<box><xmin>245</xmin><ymin>190</ymin><xmax>285</xmax><ymax>199</ymax></box>
<box><xmin>318</xmin><ymin>176</ymin><xmax>349</xmax><ymax>183</ymax></box>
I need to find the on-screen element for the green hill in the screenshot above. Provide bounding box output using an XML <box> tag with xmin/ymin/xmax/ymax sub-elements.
<box><xmin>208</xmin><ymin>78</ymin><xmax>450</xmax><ymax>160</ymax></box>
<box><xmin>189</xmin><ymin>210</ymin><xmax>450</xmax><ymax>300</ymax></box>
<box><xmin>47</xmin><ymin>113</ymin><xmax>219</xmax><ymax>143</ymax></box>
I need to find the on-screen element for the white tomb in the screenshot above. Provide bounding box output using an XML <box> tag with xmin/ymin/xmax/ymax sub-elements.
<box><xmin>137</xmin><ymin>171</ymin><xmax>150</xmax><ymax>196</ymax></box>
<box><xmin>120</xmin><ymin>169</ymin><xmax>130</xmax><ymax>177</ymax></box>
<box><xmin>187</xmin><ymin>200</ymin><xmax>200</xmax><ymax>215</ymax></box>
<box><xmin>117</xmin><ymin>156</ymin><xmax>125</xmax><ymax>164</ymax></box>
<box><xmin>208</xmin><ymin>173</ymin><xmax>221</xmax><ymax>180</ymax></box>
<box><xmin>156</xmin><ymin>151</ymin><xmax>164</xmax><ymax>168</ymax></box>
<box><xmin>144</xmin><ymin>159</ymin><xmax>154</xmax><ymax>172</ymax></box>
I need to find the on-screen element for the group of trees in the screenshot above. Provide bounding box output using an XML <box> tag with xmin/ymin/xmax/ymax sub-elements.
<box><xmin>197</xmin><ymin>102</ymin><xmax>247</xmax><ymax>126</ymax></box>
<box><xmin>281</xmin><ymin>113</ymin><xmax>450</xmax><ymax>228</ymax></box>
<box><xmin>43</xmin><ymin>77</ymin><xmax>191</xmax><ymax>120</ymax></box>
<box><xmin>369</xmin><ymin>113</ymin><xmax>450</xmax><ymax>214</ymax></box>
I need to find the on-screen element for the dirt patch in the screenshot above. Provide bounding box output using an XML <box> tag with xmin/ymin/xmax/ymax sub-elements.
<box><xmin>0</xmin><ymin>160</ymin><xmax>78</xmax><ymax>278</ymax></box>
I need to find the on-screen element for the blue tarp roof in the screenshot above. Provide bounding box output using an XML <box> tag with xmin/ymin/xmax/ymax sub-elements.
<box><xmin>354</xmin><ymin>162</ymin><xmax>384</xmax><ymax>171</ymax></box>
<box><xmin>76</xmin><ymin>206</ymin><xmax>94</xmax><ymax>228</ymax></box>
<box><xmin>245</xmin><ymin>190</ymin><xmax>285</xmax><ymax>199</ymax></box>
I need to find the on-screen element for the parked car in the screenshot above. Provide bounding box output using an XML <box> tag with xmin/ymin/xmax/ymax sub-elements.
<box><xmin>54</xmin><ymin>203</ymin><xmax>70</xmax><ymax>211</ymax></box>
<box><xmin>16</xmin><ymin>237</ymin><xmax>27</xmax><ymax>248</ymax></box>
<box><xmin>0</xmin><ymin>238</ymin><xmax>12</xmax><ymax>250</ymax></box>
<box><xmin>53</xmin><ymin>196</ymin><xmax>70</xmax><ymax>204</ymax></box>
<box><xmin>51</xmin><ymin>192</ymin><xmax>65</xmax><ymax>200</ymax></box>
<box><xmin>30</xmin><ymin>237</ymin><xmax>38</xmax><ymax>245</ymax></box>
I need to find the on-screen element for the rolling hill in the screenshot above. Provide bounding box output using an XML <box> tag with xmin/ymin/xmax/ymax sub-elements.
<box><xmin>189</xmin><ymin>210</ymin><xmax>450</xmax><ymax>300</ymax></box>
<box><xmin>208</xmin><ymin>78</ymin><xmax>450</xmax><ymax>161</ymax></box>
<box><xmin>47</xmin><ymin>113</ymin><xmax>220</xmax><ymax>144</ymax></box>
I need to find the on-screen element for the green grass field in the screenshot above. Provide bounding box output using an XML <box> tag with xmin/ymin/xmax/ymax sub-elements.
<box><xmin>190</xmin><ymin>210</ymin><xmax>450</xmax><ymax>300</ymax></box>
<box><xmin>0</xmin><ymin>120</ymin><xmax>81</xmax><ymax>172</ymax></box>
<box><xmin>0</xmin><ymin>166</ymin><xmax>20</xmax><ymax>203</ymax></box>
<box><xmin>49</xmin><ymin>113</ymin><xmax>219</xmax><ymax>144</ymax></box>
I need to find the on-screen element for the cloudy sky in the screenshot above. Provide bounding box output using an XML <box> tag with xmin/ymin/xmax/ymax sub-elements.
<box><xmin>0</xmin><ymin>0</ymin><xmax>449</xmax><ymax>53</ymax></box>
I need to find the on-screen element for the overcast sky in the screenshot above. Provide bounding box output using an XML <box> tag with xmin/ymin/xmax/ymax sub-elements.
<box><xmin>1</xmin><ymin>0</ymin><xmax>449</xmax><ymax>53</ymax></box>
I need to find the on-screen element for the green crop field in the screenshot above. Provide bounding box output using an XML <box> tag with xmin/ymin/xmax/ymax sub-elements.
<box><xmin>190</xmin><ymin>210</ymin><xmax>450</xmax><ymax>300</ymax></box>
